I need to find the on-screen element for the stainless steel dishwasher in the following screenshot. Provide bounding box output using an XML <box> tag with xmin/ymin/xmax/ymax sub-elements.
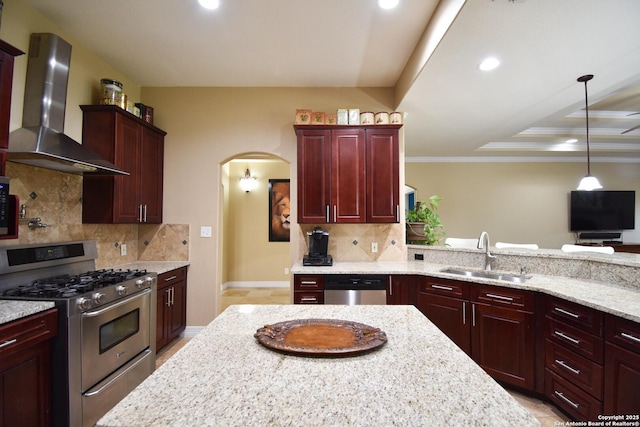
<box><xmin>324</xmin><ymin>275</ymin><xmax>387</xmax><ymax>305</ymax></box>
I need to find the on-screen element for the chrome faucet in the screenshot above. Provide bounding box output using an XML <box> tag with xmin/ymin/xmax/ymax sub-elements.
<box><xmin>477</xmin><ymin>231</ymin><xmax>496</xmax><ymax>271</ymax></box>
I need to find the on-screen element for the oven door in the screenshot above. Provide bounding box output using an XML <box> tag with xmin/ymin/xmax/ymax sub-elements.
<box><xmin>81</xmin><ymin>289</ymin><xmax>151</xmax><ymax>391</ymax></box>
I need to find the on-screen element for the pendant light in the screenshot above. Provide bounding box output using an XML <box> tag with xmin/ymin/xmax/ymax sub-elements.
<box><xmin>576</xmin><ymin>74</ymin><xmax>603</xmax><ymax>191</ymax></box>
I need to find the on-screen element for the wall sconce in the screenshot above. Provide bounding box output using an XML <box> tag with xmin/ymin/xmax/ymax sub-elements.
<box><xmin>239</xmin><ymin>168</ymin><xmax>257</xmax><ymax>192</ymax></box>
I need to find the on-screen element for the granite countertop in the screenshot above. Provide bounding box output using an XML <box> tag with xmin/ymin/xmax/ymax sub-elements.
<box><xmin>291</xmin><ymin>260</ymin><xmax>640</xmax><ymax>324</ymax></box>
<box><xmin>0</xmin><ymin>300</ymin><xmax>56</xmax><ymax>326</ymax></box>
<box><xmin>112</xmin><ymin>261</ymin><xmax>190</xmax><ymax>275</ymax></box>
<box><xmin>97</xmin><ymin>304</ymin><xmax>539</xmax><ymax>427</ymax></box>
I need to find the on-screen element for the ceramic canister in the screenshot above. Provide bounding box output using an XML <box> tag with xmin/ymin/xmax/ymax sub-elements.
<box><xmin>360</xmin><ymin>112</ymin><xmax>374</xmax><ymax>125</ymax></box>
<box><xmin>390</xmin><ymin>111</ymin><xmax>403</xmax><ymax>124</ymax></box>
<box><xmin>374</xmin><ymin>111</ymin><xmax>389</xmax><ymax>124</ymax></box>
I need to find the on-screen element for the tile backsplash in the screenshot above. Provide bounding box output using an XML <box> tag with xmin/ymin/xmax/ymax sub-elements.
<box><xmin>1</xmin><ymin>163</ymin><xmax>189</xmax><ymax>268</ymax></box>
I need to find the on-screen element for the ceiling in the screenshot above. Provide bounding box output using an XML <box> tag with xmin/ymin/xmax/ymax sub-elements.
<box><xmin>24</xmin><ymin>0</ymin><xmax>640</xmax><ymax>161</ymax></box>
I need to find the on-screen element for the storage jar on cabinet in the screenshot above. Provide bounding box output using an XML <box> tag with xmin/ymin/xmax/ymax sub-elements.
<box><xmin>81</xmin><ymin>105</ymin><xmax>165</xmax><ymax>224</ymax></box>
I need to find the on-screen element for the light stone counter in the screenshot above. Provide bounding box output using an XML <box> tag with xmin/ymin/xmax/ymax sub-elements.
<box><xmin>97</xmin><ymin>304</ymin><xmax>540</xmax><ymax>427</ymax></box>
<box><xmin>292</xmin><ymin>260</ymin><xmax>640</xmax><ymax>324</ymax></box>
<box><xmin>112</xmin><ymin>261</ymin><xmax>190</xmax><ymax>275</ymax></box>
<box><xmin>0</xmin><ymin>300</ymin><xmax>55</xmax><ymax>325</ymax></box>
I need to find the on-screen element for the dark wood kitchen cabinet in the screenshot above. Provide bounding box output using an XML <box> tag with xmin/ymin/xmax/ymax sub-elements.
<box><xmin>544</xmin><ymin>296</ymin><xmax>604</xmax><ymax>421</ymax></box>
<box><xmin>81</xmin><ymin>105</ymin><xmax>165</xmax><ymax>224</ymax></box>
<box><xmin>295</xmin><ymin>124</ymin><xmax>400</xmax><ymax>224</ymax></box>
<box><xmin>0</xmin><ymin>40</ymin><xmax>24</xmax><ymax>176</ymax></box>
<box><xmin>156</xmin><ymin>267</ymin><xmax>188</xmax><ymax>352</ymax></box>
<box><xmin>604</xmin><ymin>314</ymin><xmax>640</xmax><ymax>415</ymax></box>
<box><xmin>293</xmin><ymin>274</ymin><xmax>324</xmax><ymax>304</ymax></box>
<box><xmin>386</xmin><ymin>275</ymin><xmax>417</xmax><ymax>305</ymax></box>
<box><xmin>416</xmin><ymin>276</ymin><xmax>471</xmax><ymax>354</ymax></box>
<box><xmin>0</xmin><ymin>309</ymin><xmax>57</xmax><ymax>427</ymax></box>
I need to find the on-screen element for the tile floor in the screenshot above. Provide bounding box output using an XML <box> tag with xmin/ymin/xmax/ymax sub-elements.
<box><xmin>155</xmin><ymin>287</ymin><xmax>569</xmax><ymax>426</ymax></box>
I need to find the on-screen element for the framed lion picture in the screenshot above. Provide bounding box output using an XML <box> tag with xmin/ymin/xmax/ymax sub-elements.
<box><xmin>269</xmin><ymin>179</ymin><xmax>290</xmax><ymax>242</ymax></box>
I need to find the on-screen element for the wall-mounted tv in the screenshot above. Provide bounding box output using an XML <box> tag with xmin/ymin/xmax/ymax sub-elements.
<box><xmin>570</xmin><ymin>191</ymin><xmax>636</xmax><ymax>231</ymax></box>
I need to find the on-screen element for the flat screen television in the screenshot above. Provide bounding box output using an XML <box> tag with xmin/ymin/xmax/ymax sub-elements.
<box><xmin>570</xmin><ymin>190</ymin><xmax>636</xmax><ymax>231</ymax></box>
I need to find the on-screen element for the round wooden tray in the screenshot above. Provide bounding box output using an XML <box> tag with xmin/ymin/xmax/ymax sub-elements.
<box><xmin>254</xmin><ymin>318</ymin><xmax>387</xmax><ymax>357</ymax></box>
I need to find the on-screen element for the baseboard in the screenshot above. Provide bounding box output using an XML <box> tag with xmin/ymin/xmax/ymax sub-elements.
<box><xmin>221</xmin><ymin>281</ymin><xmax>289</xmax><ymax>290</ymax></box>
<box><xmin>182</xmin><ymin>326</ymin><xmax>204</xmax><ymax>338</ymax></box>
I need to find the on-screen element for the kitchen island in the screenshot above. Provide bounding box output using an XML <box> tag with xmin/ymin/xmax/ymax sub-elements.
<box><xmin>98</xmin><ymin>304</ymin><xmax>539</xmax><ymax>426</ymax></box>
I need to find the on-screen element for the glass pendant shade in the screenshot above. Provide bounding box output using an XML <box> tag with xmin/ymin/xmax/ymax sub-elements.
<box><xmin>240</xmin><ymin>168</ymin><xmax>257</xmax><ymax>192</ymax></box>
<box><xmin>577</xmin><ymin>175</ymin><xmax>602</xmax><ymax>191</ymax></box>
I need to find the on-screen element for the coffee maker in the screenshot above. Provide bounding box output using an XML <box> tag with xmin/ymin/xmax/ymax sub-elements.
<box><xmin>303</xmin><ymin>227</ymin><xmax>333</xmax><ymax>266</ymax></box>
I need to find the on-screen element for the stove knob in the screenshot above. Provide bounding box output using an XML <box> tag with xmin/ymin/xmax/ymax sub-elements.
<box><xmin>116</xmin><ymin>285</ymin><xmax>128</xmax><ymax>296</ymax></box>
<box><xmin>77</xmin><ymin>297</ymin><xmax>91</xmax><ymax>310</ymax></box>
<box><xmin>135</xmin><ymin>278</ymin><xmax>145</xmax><ymax>288</ymax></box>
<box><xmin>93</xmin><ymin>292</ymin><xmax>106</xmax><ymax>304</ymax></box>
<box><xmin>145</xmin><ymin>276</ymin><xmax>155</xmax><ymax>285</ymax></box>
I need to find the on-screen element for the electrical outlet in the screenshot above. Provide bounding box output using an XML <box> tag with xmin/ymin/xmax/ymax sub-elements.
<box><xmin>371</xmin><ymin>242</ymin><xmax>378</xmax><ymax>253</ymax></box>
<box><xmin>120</xmin><ymin>244</ymin><xmax>127</xmax><ymax>256</ymax></box>
<box><xmin>200</xmin><ymin>226</ymin><xmax>212</xmax><ymax>238</ymax></box>
<box><xmin>284</xmin><ymin>267</ymin><xmax>289</xmax><ymax>275</ymax></box>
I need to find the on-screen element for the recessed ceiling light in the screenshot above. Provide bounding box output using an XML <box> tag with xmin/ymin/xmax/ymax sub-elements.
<box><xmin>479</xmin><ymin>57</ymin><xmax>500</xmax><ymax>71</ymax></box>
<box><xmin>566</xmin><ymin>138</ymin><xmax>578</xmax><ymax>143</ymax></box>
<box><xmin>198</xmin><ymin>0</ymin><xmax>220</xmax><ymax>10</ymax></box>
<box><xmin>379</xmin><ymin>0</ymin><xmax>400</xmax><ymax>9</ymax></box>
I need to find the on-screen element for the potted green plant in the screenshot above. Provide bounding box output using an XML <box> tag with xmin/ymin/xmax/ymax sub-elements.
<box><xmin>406</xmin><ymin>195</ymin><xmax>445</xmax><ymax>245</ymax></box>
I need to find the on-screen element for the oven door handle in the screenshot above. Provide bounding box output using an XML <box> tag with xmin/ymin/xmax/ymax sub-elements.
<box><xmin>82</xmin><ymin>289</ymin><xmax>151</xmax><ymax>318</ymax></box>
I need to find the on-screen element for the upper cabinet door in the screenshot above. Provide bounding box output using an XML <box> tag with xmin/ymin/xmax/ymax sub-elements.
<box><xmin>297</xmin><ymin>129</ymin><xmax>331</xmax><ymax>223</ymax></box>
<box><xmin>331</xmin><ymin>129</ymin><xmax>366</xmax><ymax>223</ymax></box>
<box><xmin>366</xmin><ymin>128</ymin><xmax>399</xmax><ymax>223</ymax></box>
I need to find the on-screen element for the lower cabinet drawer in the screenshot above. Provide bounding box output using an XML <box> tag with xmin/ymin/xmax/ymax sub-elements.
<box><xmin>546</xmin><ymin>317</ymin><xmax>604</xmax><ymax>364</ymax></box>
<box><xmin>545</xmin><ymin>339</ymin><xmax>603</xmax><ymax>400</ymax></box>
<box><xmin>546</xmin><ymin>369</ymin><xmax>602</xmax><ymax>421</ymax></box>
<box><xmin>294</xmin><ymin>291</ymin><xmax>323</xmax><ymax>304</ymax></box>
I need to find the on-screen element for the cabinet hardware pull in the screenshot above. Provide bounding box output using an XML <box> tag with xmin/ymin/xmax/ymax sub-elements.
<box><xmin>138</xmin><ymin>204</ymin><xmax>144</xmax><ymax>223</ymax></box>
<box><xmin>554</xmin><ymin>307</ymin><xmax>580</xmax><ymax>319</ymax></box>
<box><xmin>621</xmin><ymin>332</ymin><xmax>640</xmax><ymax>344</ymax></box>
<box><xmin>486</xmin><ymin>293</ymin><xmax>513</xmax><ymax>302</ymax></box>
<box><xmin>396</xmin><ymin>205</ymin><xmax>400</xmax><ymax>222</ymax></box>
<box><xmin>472</xmin><ymin>303</ymin><xmax>476</xmax><ymax>327</ymax></box>
<box><xmin>388</xmin><ymin>277</ymin><xmax>393</xmax><ymax>296</ymax></box>
<box><xmin>326</xmin><ymin>205</ymin><xmax>330</xmax><ymax>223</ymax></box>
<box><xmin>431</xmin><ymin>284</ymin><xmax>454</xmax><ymax>291</ymax></box>
<box><xmin>166</xmin><ymin>289</ymin><xmax>171</xmax><ymax>307</ymax></box>
<box><xmin>300</xmin><ymin>281</ymin><xmax>317</xmax><ymax>286</ymax></box>
<box><xmin>554</xmin><ymin>330</ymin><xmax>580</xmax><ymax>345</ymax></box>
<box><xmin>300</xmin><ymin>297</ymin><xmax>317</xmax><ymax>302</ymax></box>
<box><xmin>0</xmin><ymin>338</ymin><xmax>17</xmax><ymax>349</ymax></box>
<box><xmin>143</xmin><ymin>204</ymin><xmax>148</xmax><ymax>222</ymax></box>
<box><xmin>462</xmin><ymin>302</ymin><xmax>466</xmax><ymax>325</ymax></box>
<box><xmin>164</xmin><ymin>276</ymin><xmax>177</xmax><ymax>282</ymax></box>
<box><xmin>333</xmin><ymin>205</ymin><xmax>337</xmax><ymax>223</ymax></box>
<box><xmin>171</xmin><ymin>287</ymin><xmax>175</xmax><ymax>306</ymax></box>
<box><xmin>556</xmin><ymin>359</ymin><xmax>581</xmax><ymax>375</ymax></box>
<box><xmin>554</xmin><ymin>391</ymin><xmax>580</xmax><ymax>409</ymax></box>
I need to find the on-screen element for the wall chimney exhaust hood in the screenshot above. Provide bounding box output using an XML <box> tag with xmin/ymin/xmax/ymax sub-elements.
<box><xmin>8</xmin><ymin>33</ymin><xmax>128</xmax><ymax>175</ymax></box>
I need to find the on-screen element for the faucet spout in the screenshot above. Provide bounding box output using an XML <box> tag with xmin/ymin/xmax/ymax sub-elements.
<box><xmin>477</xmin><ymin>231</ymin><xmax>496</xmax><ymax>271</ymax></box>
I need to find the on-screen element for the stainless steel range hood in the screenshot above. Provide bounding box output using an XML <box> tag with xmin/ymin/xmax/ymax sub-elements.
<box><xmin>8</xmin><ymin>33</ymin><xmax>128</xmax><ymax>175</ymax></box>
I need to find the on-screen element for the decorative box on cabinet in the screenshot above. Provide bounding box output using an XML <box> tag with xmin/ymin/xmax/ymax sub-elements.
<box><xmin>293</xmin><ymin>275</ymin><xmax>324</xmax><ymax>304</ymax></box>
<box><xmin>295</xmin><ymin>124</ymin><xmax>400</xmax><ymax>224</ymax></box>
<box><xmin>156</xmin><ymin>267</ymin><xmax>188</xmax><ymax>352</ymax></box>
<box><xmin>544</xmin><ymin>296</ymin><xmax>604</xmax><ymax>421</ymax></box>
<box><xmin>0</xmin><ymin>309</ymin><xmax>57</xmax><ymax>427</ymax></box>
<box><xmin>604</xmin><ymin>314</ymin><xmax>640</xmax><ymax>415</ymax></box>
<box><xmin>81</xmin><ymin>105</ymin><xmax>165</xmax><ymax>224</ymax></box>
<box><xmin>0</xmin><ymin>40</ymin><xmax>24</xmax><ymax>176</ymax></box>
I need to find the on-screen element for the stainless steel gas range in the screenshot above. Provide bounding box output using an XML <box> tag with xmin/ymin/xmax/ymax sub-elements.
<box><xmin>0</xmin><ymin>240</ymin><xmax>156</xmax><ymax>427</ymax></box>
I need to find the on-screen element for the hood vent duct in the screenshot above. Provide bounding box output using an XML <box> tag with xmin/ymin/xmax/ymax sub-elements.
<box><xmin>8</xmin><ymin>33</ymin><xmax>128</xmax><ymax>175</ymax></box>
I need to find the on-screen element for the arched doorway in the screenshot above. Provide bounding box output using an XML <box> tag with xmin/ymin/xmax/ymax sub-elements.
<box><xmin>219</xmin><ymin>153</ymin><xmax>291</xmax><ymax>312</ymax></box>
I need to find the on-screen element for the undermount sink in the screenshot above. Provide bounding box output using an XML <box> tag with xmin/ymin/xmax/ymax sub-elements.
<box><xmin>440</xmin><ymin>268</ymin><xmax>529</xmax><ymax>284</ymax></box>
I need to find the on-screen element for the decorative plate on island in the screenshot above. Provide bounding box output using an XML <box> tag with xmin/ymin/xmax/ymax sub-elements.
<box><xmin>254</xmin><ymin>318</ymin><xmax>387</xmax><ymax>357</ymax></box>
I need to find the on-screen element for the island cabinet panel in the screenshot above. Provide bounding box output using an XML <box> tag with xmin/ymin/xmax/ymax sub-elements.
<box><xmin>0</xmin><ymin>309</ymin><xmax>57</xmax><ymax>427</ymax></box>
<box><xmin>604</xmin><ymin>315</ymin><xmax>640</xmax><ymax>415</ymax></box>
<box><xmin>386</xmin><ymin>275</ymin><xmax>417</xmax><ymax>305</ymax></box>
<box><xmin>293</xmin><ymin>275</ymin><xmax>324</xmax><ymax>304</ymax></box>
<box><xmin>295</xmin><ymin>125</ymin><xmax>400</xmax><ymax>224</ymax></box>
<box><xmin>416</xmin><ymin>276</ymin><xmax>471</xmax><ymax>354</ymax></box>
<box><xmin>81</xmin><ymin>105</ymin><xmax>165</xmax><ymax>224</ymax></box>
<box><xmin>544</xmin><ymin>296</ymin><xmax>604</xmax><ymax>420</ymax></box>
<box><xmin>471</xmin><ymin>298</ymin><xmax>535</xmax><ymax>390</ymax></box>
<box><xmin>156</xmin><ymin>267</ymin><xmax>188</xmax><ymax>352</ymax></box>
